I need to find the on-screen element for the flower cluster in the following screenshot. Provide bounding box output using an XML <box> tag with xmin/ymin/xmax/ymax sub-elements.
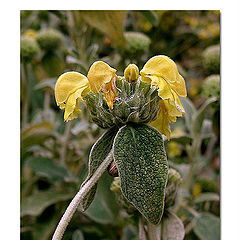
<box><xmin>55</xmin><ymin>55</ymin><xmax>187</xmax><ymax>138</ymax></box>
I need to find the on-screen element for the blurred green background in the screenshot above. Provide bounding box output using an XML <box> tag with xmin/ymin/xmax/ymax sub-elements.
<box><xmin>20</xmin><ymin>10</ymin><xmax>220</xmax><ymax>240</ymax></box>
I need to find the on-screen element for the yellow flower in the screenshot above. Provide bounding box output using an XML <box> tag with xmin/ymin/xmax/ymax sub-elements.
<box><xmin>87</xmin><ymin>61</ymin><xmax>118</xmax><ymax>109</ymax></box>
<box><xmin>140</xmin><ymin>55</ymin><xmax>187</xmax><ymax>139</ymax></box>
<box><xmin>55</xmin><ymin>61</ymin><xmax>118</xmax><ymax>121</ymax></box>
<box><xmin>55</xmin><ymin>72</ymin><xmax>90</xmax><ymax>122</ymax></box>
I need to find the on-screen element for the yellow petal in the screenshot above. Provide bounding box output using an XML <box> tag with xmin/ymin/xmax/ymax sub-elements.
<box><xmin>170</xmin><ymin>75</ymin><xmax>187</xmax><ymax>97</ymax></box>
<box><xmin>149</xmin><ymin>101</ymin><xmax>171</xmax><ymax>139</ymax></box>
<box><xmin>87</xmin><ymin>61</ymin><xmax>118</xmax><ymax>109</ymax></box>
<box><xmin>64</xmin><ymin>88</ymin><xmax>87</xmax><ymax>122</ymax></box>
<box><xmin>87</xmin><ymin>61</ymin><xmax>117</xmax><ymax>93</ymax></box>
<box><xmin>103</xmin><ymin>80</ymin><xmax>118</xmax><ymax>109</ymax></box>
<box><xmin>55</xmin><ymin>71</ymin><xmax>89</xmax><ymax>107</ymax></box>
<box><xmin>163</xmin><ymin>91</ymin><xmax>185</xmax><ymax>118</ymax></box>
<box><xmin>140</xmin><ymin>55</ymin><xmax>180</xmax><ymax>84</ymax></box>
<box><xmin>148</xmin><ymin>75</ymin><xmax>174</xmax><ymax>101</ymax></box>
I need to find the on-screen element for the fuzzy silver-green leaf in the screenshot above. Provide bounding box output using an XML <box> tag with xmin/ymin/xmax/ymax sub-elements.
<box><xmin>113</xmin><ymin>124</ymin><xmax>168</xmax><ymax>224</ymax></box>
<box><xmin>79</xmin><ymin>126</ymin><xmax>118</xmax><ymax>211</ymax></box>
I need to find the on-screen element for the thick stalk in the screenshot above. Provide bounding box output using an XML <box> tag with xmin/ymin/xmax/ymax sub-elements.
<box><xmin>52</xmin><ymin>149</ymin><xmax>113</xmax><ymax>240</ymax></box>
<box><xmin>147</xmin><ymin>221</ymin><xmax>159</xmax><ymax>240</ymax></box>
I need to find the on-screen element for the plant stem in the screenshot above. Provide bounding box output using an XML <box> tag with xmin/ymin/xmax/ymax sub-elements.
<box><xmin>59</xmin><ymin>121</ymin><xmax>72</xmax><ymax>165</ymax></box>
<box><xmin>52</xmin><ymin>149</ymin><xmax>113</xmax><ymax>240</ymax></box>
<box><xmin>43</xmin><ymin>90</ymin><xmax>51</xmax><ymax>118</ymax></box>
<box><xmin>147</xmin><ymin>221</ymin><xmax>159</xmax><ymax>240</ymax></box>
<box><xmin>139</xmin><ymin>216</ymin><xmax>147</xmax><ymax>240</ymax></box>
<box><xmin>22</xmin><ymin>63</ymin><xmax>29</xmax><ymax>128</ymax></box>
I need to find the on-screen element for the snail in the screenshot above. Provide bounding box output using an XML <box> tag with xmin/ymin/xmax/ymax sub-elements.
<box><xmin>107</xmin><ymin>160</ymin><xmax>119</xmax><ymax>177</ymax></box>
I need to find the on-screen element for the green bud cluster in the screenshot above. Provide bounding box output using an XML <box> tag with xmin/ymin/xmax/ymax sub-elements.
<box><xmin>202</xmin><ymin>44</ymin><xmax>220</xmax><ymax>74</ymax></box>
<box><xmin>165</xmin><ymin>168</ymin><xmax>182</xmax><ymax>209</ymax></box>
<box><xmin>20</xmin><ymin>37</ymin><xmax>40</xmax><ymax>63</ymax></box>
<box><xmin>36</xmin><ymin>29</ymin><xmax>63</xmax><ymax>51</ymax></box>
<box><xmin>124</xmin><ymin>31</ymin><xmax>151</xmax><ymax>53</ymax></box>
<box><xmin>84</xmin><ymin>77</ymin><xmax>161</xmax><ymax>129</ymax></box>
<box><xmin>202</xmin><ymin>74</ymin><xmax>220</xmax><ymax>99</ymax></box>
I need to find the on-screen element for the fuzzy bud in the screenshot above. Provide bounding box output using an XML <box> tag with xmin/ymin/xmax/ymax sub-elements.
<box><xmin>124</xmin><ymin>31</ymin><xmax>151</xmax><ymax>53</ymax></box>
<box><xmin>21</xmin><ymin>37</ymin><xmax>40</xmax><ymax>63</ymax></box>
<box><xmin>203</xmin><ymin>44</ymin><xmax>220</xmax><ymax>74</ymax></box>
<box><xmin>37</xmin><ymin>29</ymin><xmax>63</xmax><ymax>51</ymax></box>
<box><xmin>202</xmin><ymin>74</ymin><xmax>220</xmax><ymax>99</ymax></box>
<box><xmin>124</xmin><ymin>64</ymin><xmax>139</xmax><ymax>83</ymax></box>
<box><xmin>165</xmin><ymin>168</ymin><xmax>183</xmax><ymax>208</ymax></box>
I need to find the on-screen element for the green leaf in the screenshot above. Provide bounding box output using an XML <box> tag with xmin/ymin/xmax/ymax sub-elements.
<box><xmin>192</xmin><ymin>97</ymin><xmax>217</xmax><ymax>137</ymax></box>
<box><xmin>201</xmin><ymin>119</ymin><xmax>214</xmax><ymax>139</ymax></box>
<box><xmin>80</xmin><ymin>10</ymin><xmax>127</xmax><ymax>48</ymax></box>
<box><xmin>72</xmin><ymin>230</ymin><xmax>85</xmax><ymax>240</ymax></box>
<box><xmin>194</xmin><ymin>193</ymin><xmax>219</xmax><ymax>203</ymax></box>
<box><xmin>79</xmin><ymin>126</ymin><xmax>119</xmax><ymax>211</ymax></box>
<box><xmin>26</xmin><ymin>156</ymin><xmax>70</xmax><ymax>182</ymax></box>
<box><xmin>162</xmin><ymin>211</ymin><xmax>185</xmax><ymax>240</ymax></box>
<box><xmin>114</xmin><ymin>124</ymin><xmax>168</xmax><ymax>224</ymax></box>
<box><xmin>21</xmin><ymin>122</ymin><xmax>55</xmax><ymax>152</ymax></box>
<box><xmin>82</xmin><ymin>173</ymin><xmax>119</xmax><ymax>224</ymax></box>
<box><xmin>180</xmin><ymin>97</ymin><xmax>196</xmax><ymax>132</ymax></box>
<box><xmin>32</xmin><ymin>215</ymin><xmax>58</xmax><ymax>240</ymax></box>
<box><xmin>193</xmin><ymin>213</ymin><xmax>220</xmax><ymax>240</ymax></box>
<box><xmin>34</xmin><ymin>78</ymin><xmax>56</xmax><ymax>92</ymax></box>
<box><xmin>169</xmin><ymin>135</ymin><xmax>192</xmax><ymax>145</ymax></box>
<box><xmin>139</xmin><ymin>10</ymin><xmax>159</xmax><ymax>26</ymax></box>
<box><xmin>21</xmin><ymin>190</ymin><xmax>73</xmax><ymax>216</ymax></box>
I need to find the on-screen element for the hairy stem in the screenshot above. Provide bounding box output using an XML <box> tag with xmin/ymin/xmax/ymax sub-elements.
<box><xmin>139</xmin><ymin>216</ymin><xmax>147</xmax><ymax>240</ymax></box>
<box><xmin>52</xmin><ymin>149</ymin><xmax>113</xmax><ymax>240</ymax></box>
<box><xmin>147</xmin><ymin>221</ymin><xmax>159</xmax><ymax>240</ymax></box>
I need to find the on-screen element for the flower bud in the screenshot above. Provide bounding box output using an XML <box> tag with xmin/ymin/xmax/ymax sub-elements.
<box><xmin>110</xmin><ymin>177</ymin><xmax>121</xmax><ymax>193</ymax></box>
<box><xmin>124</xmin><ymin>31</ymin><xmax>151</xmax><ymax>53</ymax></box>
<box><xmin>124</xmin><ymin>64</ymin><xmax>139</xmax><ymax>83</ymax></box>
<box><xmin>168</xmin><ymin>168</ymin><xmax>183</xmax><ymax>185</ymax></box>
<box><xmin>165</xmin><ymin>168</ymin><xmax>182</xmax><ymax>208</ymax></box>
<box><xmin>202</xmin><ymin>74</ymin><xmax>220</xmax><ymax>99</ymax></box>
<box><xmin>21</xmin><ymin>37</ymin><xmax>40</xmax><ymax>63</ymax></box>
<box><xmin>37</xmin><ymin>29</ymin><xmax>63</xmax><ymax>51</ymax></box>
<box><xmin>203</xmin><ymin>44</ymin><xmax>220</xmax><ymax>74</ymax></box>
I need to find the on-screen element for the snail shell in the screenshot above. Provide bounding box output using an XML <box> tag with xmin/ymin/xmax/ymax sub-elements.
<box><xmin>108</xmin><ymin>160</ymin><xmax>119</xmax><ymax>177</ymax></box>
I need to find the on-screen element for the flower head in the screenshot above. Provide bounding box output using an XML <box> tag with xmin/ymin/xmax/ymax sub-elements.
<box><xmin>140</xmin><ymin>55</ymin><xmax>187</xmax><ymax>139</ymax></box>
<box><xmin>55</xmin><ymin>56</ymin><xmax>187</xmax><ymax>136</ymax></box>
<box><xmin>55</xmin><ymin>61</ymin><xmax>118</xmax><ymax>121</ymax></box>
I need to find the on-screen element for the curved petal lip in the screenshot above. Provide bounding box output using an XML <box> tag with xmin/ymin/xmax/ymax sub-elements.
<box><xmin>55</xmin><ymin>71</ymin><xmax>89</xmax><ymax>106</ymax></box>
